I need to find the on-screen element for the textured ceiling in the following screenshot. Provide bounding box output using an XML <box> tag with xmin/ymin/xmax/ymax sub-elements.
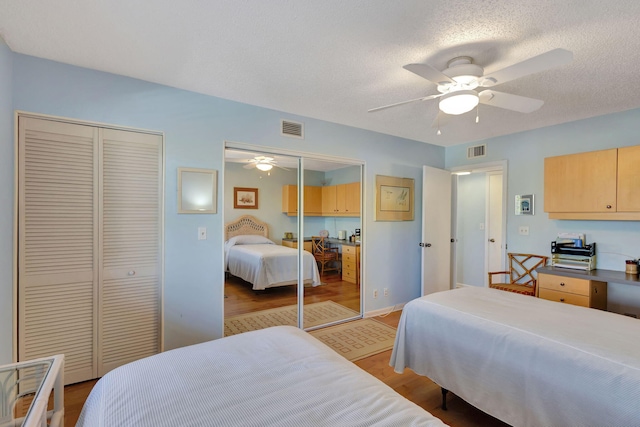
<box><xmin>2</xmin><ymin>1</ymin><xmax>640</xmax><ymax>147</ymax></box>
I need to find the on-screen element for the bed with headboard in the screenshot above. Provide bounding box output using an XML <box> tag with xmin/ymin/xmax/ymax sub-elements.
<box><xmin>390</xmin><ymin>286</ymin><xmax>640</xmax><ymax>427</ymax></box>
<box><xmin>224</xmin><ymin>215</ymin><xmax>321</xmax><ymax>290</ymax></box>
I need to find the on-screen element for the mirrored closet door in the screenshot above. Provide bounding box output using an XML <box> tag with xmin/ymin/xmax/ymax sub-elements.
<box><xmin>223</xmin><ymin>147</ymin><xmax>362</xmax><ymax>336</ymax></box>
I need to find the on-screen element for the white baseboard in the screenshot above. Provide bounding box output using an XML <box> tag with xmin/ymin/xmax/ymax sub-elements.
<box><xmin>365</xmin><ymin>303</ymin><xmax>406</xmax><ymax>318</ymax></box>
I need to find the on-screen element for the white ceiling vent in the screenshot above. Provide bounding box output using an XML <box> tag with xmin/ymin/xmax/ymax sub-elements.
<box><xmin>467</xmin><ymin>144</ymin><xmax>486</xmax><ymax>159</ymax></box>
<box><xmin>281</xmin><ymin>120</ymin><xmax>304</xmax><ymax>139</ymax></box>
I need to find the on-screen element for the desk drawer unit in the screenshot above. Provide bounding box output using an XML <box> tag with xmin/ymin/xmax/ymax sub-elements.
<box><xmin>342</xmin><ymin>245</ymin><xmax>360</xmax><ymax>285</ymax></box>
<box><xmin>538</xmin><ymin>272</ymin><xmax>607</xmax><ymax>310</ymax></box>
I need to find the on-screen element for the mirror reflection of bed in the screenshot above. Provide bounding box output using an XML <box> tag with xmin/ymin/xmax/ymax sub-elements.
<box><xmin>224</xmin><ymin>149</ymin><xmax>362</xmax><ymax>336</ymax></box>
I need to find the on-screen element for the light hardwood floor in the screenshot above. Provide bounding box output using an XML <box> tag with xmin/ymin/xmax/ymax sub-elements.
<box><xmin>59</xmin><ymin>275</ymin><xmax>508</xmax><ymax>427</ymax></box>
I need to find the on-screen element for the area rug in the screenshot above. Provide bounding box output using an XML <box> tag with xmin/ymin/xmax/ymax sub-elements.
<box><xmin>225</xmin><ymin>300</ymin><xmax>359</xmax><ymax>336</ymax></box>
<box><xmin>308</xmin><ymin>318</ymin><xmax>397</xmax><ymax>362</ymax></box>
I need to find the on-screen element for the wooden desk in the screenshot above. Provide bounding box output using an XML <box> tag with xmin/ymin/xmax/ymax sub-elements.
<box><xmin>537</xmin><ymin>266</ymin><xmax>640</xmax><ymax>310</ymax></box>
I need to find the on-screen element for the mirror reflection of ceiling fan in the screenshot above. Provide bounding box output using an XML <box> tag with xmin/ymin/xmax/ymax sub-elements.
<box><xmin>369</xmin><ymin>48</ymin><xmax>573</xmax><ymax>122</ymax></box>
<box><xmin>243</xmin><ymin>156</ymin><xmax>290</xmax><ymax>172</ymax></box>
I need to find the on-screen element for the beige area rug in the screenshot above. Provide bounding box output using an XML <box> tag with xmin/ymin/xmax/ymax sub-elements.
<box><xmin>225</xmin><ymin>300</ymin><xmax>359</xmax><ymax>336</ymax></box>
<box><xmin>309</xmin><ymin>318</ymin><xmax>397</xmax><ymax>362</ymax></box>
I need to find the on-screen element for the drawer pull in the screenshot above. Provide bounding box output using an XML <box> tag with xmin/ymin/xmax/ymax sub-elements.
<box><xmin>560</xmin><ymin>282</ymin><xmax>565</xmax><ymax>286</ymax></box>
<box><xmin>560</xmin><ymin>298</ymin><xmax>565</xmax><ymax>302</ymax></box>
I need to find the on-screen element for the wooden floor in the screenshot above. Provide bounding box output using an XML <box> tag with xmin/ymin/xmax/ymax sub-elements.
<box><xmin>59</xmin><ymin>275</ymin><xmax>508</xmax><ymax>427</ymax></box>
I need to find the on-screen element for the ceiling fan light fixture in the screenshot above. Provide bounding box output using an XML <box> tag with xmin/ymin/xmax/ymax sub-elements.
<box><xmin>256</xmin><ymin>163</ymin><xmax>273</xmax><ymax>171</ymax></box>
<box><xmin>439</xmin><ymin>90</ymin><xmax>479</xmax><ymax>115</ymax></box>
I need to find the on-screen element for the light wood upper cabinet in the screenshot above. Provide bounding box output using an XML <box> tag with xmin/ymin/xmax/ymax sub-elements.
<box><xmin>321</xmin><ymin>185</ymin><xmax>337</xmax><ymax>214</ymax></box>
<box><xmin>344</xmin><ymin>182</ymin><xmax>361</xmax><ymax>215</ymax></box>
<box><xmin>617</xmin><ymin>146</ymin><xmax>640</xmax><ymax>211</ymax></box>
<box><xmin>321</xmin><ymin>183</ymin><xmax>360</xmax><ymax>216</ymax></box>
<box><xmin>544</xmin><ymin>145</ymin><xmax>640</xmax><ymax>220</ymax></box>
<box><xmin>282</xmin><ymin>185</ymin><xmax>322</xmax><ymax>216</ymax></box>
<box><xmin>284</xmin><ymin>183</ymin><xmax>360</xmax><ymax>217</ymax></box>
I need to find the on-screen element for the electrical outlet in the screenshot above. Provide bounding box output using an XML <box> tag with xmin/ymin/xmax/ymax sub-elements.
<box><xmin>373</xmin><ymin>289</ymin><xmax>378</xmax><ymax>299</ymax></box>
<box><xmin>384</xmin><ymin>288</ymin><xmax>389</xmax><ymax>297</ymax></box>
<box><xmin>518</xmin><ymin>226</ymin><xmax>529</xmax><ymax>236</ymax></box>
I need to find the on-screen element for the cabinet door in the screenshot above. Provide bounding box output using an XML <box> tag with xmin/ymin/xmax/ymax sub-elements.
<box><xmin>282</xmin><ymin>185</ymin><xmax>297</xmax><ymax>215</ymax></box>
<box><xmin>322</xmin><ymin>185</ymin><xmax>337</xmax><ymax>214</ymax></box>
<box><xmin>336</xmin><ymin>184</ymin><xmax>347</xmax><ymax>213</ymax></box>
<box><xmin>345</xmin><ymin>182</ymin><xmax>361</xmax><ymax>215</ymax></box>
<box><xmin>617</xmin><ymin>146</ymin><xmax>640</xmax><ymax>211</ymax></box>
<box><xmin>544</xmin><ymin>149</ymin><xmax>617</xmax><ymax>213</ymax></box>
<box><xmin>304</xmin><ymin>186</ymin><xmax>322</xmax><ymax>215</ymax></box>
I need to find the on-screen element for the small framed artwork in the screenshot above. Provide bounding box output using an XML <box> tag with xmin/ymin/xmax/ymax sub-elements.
<box><xmin>177</xmin><ymin>168</ymin><xmax>217</xmax><ymax>214</ymax></box>
<box><xmin>375</xmin><ymin>175</ymin><xmax>415</xmax><ymax>221</ymax></box>
<box><xmin>234</xmin><ymin>187</ymin><xmax>259</xmax><ymax>209</ymax></box>
<box><xmin>515</xmin><ymin>194</ymin><xmax>534</xmax><ymax>215</ymax></box>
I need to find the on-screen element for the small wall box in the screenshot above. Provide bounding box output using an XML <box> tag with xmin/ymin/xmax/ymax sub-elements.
<box><xmin>515</xmin><ymin>194</ymin><xmax>534</xmax><ymax>215</ymax></box>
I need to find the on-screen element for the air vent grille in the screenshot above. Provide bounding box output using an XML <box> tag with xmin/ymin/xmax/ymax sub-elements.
<box><xmin>281</xmin><ymin>120</ymin><xmax>304</xmax><ymax>139</ymax></box>
<box><xmin>467</xmin><ymin>144</ymin><xmax>486</xmax><ymax>159</ymax></box>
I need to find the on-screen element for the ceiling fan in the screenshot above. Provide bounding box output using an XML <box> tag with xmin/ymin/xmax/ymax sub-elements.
<box><xmin>369</xmin><ymin>48</ymin><xmax>573</xmax><ymax>118</ymax></box>
<box><xmin>243</xmin><ymin>156</ymin><xmax>290</xmax><ymax>172</ymax></box>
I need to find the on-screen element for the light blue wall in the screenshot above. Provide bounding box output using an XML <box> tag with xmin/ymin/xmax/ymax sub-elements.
<box><xmin>2</xmin><ymin>52</ymin><xmax>445</xmax><ymax>359</ymax></box>
<box><xmin>0</xmin><ymin>38</ymin><xmax>14</xmax><ymax>364</ymax></box>
<box><xmin>446</xmin><ymin>109</ymin><xmax>640</xmax><ymax>316</ymax></box>
<box><xmin>456</xmin><ymin>173</ymin><xmax>486</xmax><ymax>287</ymax></box>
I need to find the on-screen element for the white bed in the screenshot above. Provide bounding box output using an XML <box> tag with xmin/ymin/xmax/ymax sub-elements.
<box><xmin>225</xmin><ymin>215</ymin><xmax>321</xmax><ymax>290</ymax></box>
<box><xmin>77</xmin><ymin>326</ymin><xmax>447</xmax><ymax>427</ymax></box>
<box><xmin>390</xmin><ymin>286</ymin><xmax>640</xmax><ymax>427</ymax></box>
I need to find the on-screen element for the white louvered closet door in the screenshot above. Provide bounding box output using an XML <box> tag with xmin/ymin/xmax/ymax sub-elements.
<box><xmin>98</xmin><ymin>128</ymin><xmax>162</xmax><ymax>376</ymax></box>
<box><xmin>19</xmin><ymin>116</ymin><xmax>163</xmax><ymax>385</ymax></box>
<box><xmin>18</xmin><ymin>117</ymin><xmax>99</xmax><ymax>385</ymax></box>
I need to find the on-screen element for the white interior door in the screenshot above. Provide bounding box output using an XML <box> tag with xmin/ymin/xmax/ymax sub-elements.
<box><xmin>421</xmin><ymin>166</ymin><xmax>452</xmax><ymax>296</ymax></box>
<box><xmin>486</xmin><ymin>171</ymin><xmax>505</xmax><ymax>280</ymax></box>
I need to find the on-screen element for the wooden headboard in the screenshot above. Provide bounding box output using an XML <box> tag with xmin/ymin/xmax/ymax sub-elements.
<box><xmin>225</xmin><ymin>215</ymin><xmax>269</xmax><ymax>241</ymax></box>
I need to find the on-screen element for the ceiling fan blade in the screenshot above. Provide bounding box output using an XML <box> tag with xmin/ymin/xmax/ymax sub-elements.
<box><xmin>403</xmin><ymin>63</ymin><xmax>455</xmax><ymax>86</ymax></box>
<box><xmin>243</xmin><ymin>162</ymin><xmax>257</xmax><ymax>169</ymax></box>
<box><xmin>479</xmin><ymin>48</ymin><xmax>573</xmax><ymax>87</ymax></box>
<box><xmin>478</xmin><ymin>90</ymin><xmax>544</xmax><ymax>113</ymax></box>
<box><xmin>275</xmin><ymin>165</ymin><xmax>291</xmax><ymax>171</ymax></box>
<box><xmin>368</xmin><ymin>94</ymin><xmax>441</xmax><ymax>113</ymax></box>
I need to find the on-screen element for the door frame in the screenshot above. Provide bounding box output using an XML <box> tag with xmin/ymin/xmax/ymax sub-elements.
<box><xmin>450</xmin><ymin>160</ymin><xmax>508</xmax><ymax>288</ymax></box>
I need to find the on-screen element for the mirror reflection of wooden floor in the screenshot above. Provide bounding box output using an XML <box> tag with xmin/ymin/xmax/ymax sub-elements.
<box><xmin>224</xmin><ymin>272</ymin><xmax>359</xmax><ymax>317</ymax></box>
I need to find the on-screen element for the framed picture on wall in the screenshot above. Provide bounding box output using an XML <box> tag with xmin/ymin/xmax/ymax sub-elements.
<box><xmin>515</xmin><ymin>194</ymin><xmax>534</xmax><ymax>215</ymax></box>
<box><xmin>375</xmin><ymin>175</ymin><xmax>414</xmax><ymax>221</ymax></box>
<box><xmin>234</xmin><ymin>187</ymin><xmax>259</xmax><ymax>209</ymax></box>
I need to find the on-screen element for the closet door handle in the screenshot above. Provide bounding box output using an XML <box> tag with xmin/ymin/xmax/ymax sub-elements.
<box><xmin>128</xmin><ymin>270</ymin><xmax>136</xmax><ymax>276</ymax></box>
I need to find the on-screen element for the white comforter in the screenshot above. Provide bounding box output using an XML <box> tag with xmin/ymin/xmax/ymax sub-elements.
<box><xmin>77</xmin><ymin>326</ymin><xmax>447</xmax><ymax>427</ymax></box>
<box><xmin>390</xmin><ymin>286</ymin><xmax>640</xmax><ymax>427</ymax></box>
<box><xmin>225</xmin><ymin>237</ymin><xmax>321</xmax><ymax>290</ymax></box>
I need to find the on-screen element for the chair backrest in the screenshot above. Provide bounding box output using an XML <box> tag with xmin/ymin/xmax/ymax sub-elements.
<box><xmin>507</xmin><ymin>253</ymin><xmax>549</xmax><ymax>286</ymax></box>
<box><xmin>311</xmin><ymin>236</ymin><xmax>328</xmax><ymax>255</ymax></box>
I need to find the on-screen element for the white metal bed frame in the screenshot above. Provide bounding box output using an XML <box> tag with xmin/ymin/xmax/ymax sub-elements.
<box><xmin>0</xmin><ymin>355</ymin><xmax>64</xmax><ymax>427</ymax></box>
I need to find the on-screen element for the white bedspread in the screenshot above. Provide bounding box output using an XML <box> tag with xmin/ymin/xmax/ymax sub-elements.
<box><xmin>77</xmin><ymin>326</ymin><xmax>446</xmax><ymax>427</ymax></box>
<box><xmin>390</xmin><ymin>286</ymin><xmax>640</xmax><ymax>427</ymax></box>
<box><xmin>226</xmin><ymin>240</ymin><xmax>321</xmax><ymax>290</ymax></box>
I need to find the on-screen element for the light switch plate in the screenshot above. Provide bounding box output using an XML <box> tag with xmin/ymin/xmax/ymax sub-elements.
<box><xmin>198</xmin><ymin>227</ymin><xmax>207</xmax><ymax>240</ymax></box>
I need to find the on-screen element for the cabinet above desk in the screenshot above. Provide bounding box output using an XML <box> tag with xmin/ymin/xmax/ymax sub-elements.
<box><xmin>282</xmin><ymin>184</ymin><xmax>360</xmax><ymax>217</ymax></box>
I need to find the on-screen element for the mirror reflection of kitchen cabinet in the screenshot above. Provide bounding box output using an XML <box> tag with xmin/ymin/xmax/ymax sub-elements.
<box><xmin>282</xmin><ymin>185</ymin><xmax>322</xmax><ymax>216</ymax></box>
<box><xmin>322</xmin><ymin>183</ymin><xmax>360</xmax><ymax>216</ymax></box>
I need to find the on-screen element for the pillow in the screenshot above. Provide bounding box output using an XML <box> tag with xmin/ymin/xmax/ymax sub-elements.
<box><xmin>226</xmin><ymin>235</ymin><xmax>274</xmax><ymax>246</ymax></box>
